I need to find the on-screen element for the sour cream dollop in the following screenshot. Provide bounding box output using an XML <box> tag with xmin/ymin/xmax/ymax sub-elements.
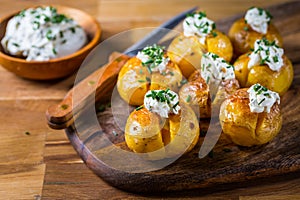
<box><xmin>201</xmin><ymin>52</ymin><xmax>235</xmax><ymax>87</ymax></box>
<box><xmin>248</xmin><ymin>39</ymin><xmax>284</xmax><ymax>72</ymax></box>
<box><xmin>183</xmin><ymin>12</ymin><xmax>216</xmax><ymax>45</ymax></box>
<box><xmin>136</xmin><ymin>44</ymin><xmax>169</xmax><ymax>74</ymax></box>
<box><xmin>1</xmin><ymin>6</ymin><xmax>87</xmax><ymax>61</ymax></box>
<box><xmin>244</xmin><ymin>7</ymin><xmax>272</xmax><ymax>34</ymax></box>
<box><xmin>144</xmin><ymin>89</ymin><xmax>180</xmax><ymax>118</ymax></box>
<box><xmin>247</xmin><ymin>83</ymin><xmax>280</xmax><ymax>113</ymax></box>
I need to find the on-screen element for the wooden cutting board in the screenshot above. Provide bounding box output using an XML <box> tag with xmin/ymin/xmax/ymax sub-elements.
<box><xmin>64</xmin><ymin>1</ymin><xmax>300</xmax><ymax>193</ymax></box>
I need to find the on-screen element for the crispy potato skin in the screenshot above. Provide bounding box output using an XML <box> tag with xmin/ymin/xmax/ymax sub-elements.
<box><xmin>179</xmin><ymin>70</ymin><xmax>239</xmax><ymax>118</ymax></box>
<box><xmin>179</xmin><ymin>74</ymin><xmax>211</xmax><ymax>118</ymax></box>
<box><xmin>167</xmin><ymin>34</ymin><xmax>206</xmax><ymax>78</ymax></box>
<box><xmin>219</xmin><ymin>88</ymin><xmax>282</xmax><ymax>147</ymax></box>
<box><xmin>125</xmin><ymin>108</ymin><xmax>165</xmax><ymax>154</ymax></box>
<box><xmin>229</xmin><ymin>18</ymin><xmax>283</xmax><ymax>57</ymax></box>
<box><xmin>168</xmin><ymin>31</ymin><xmax>233</xmax><ymax>78</ymax></box>
<box><xmin>125</xmin><ymin>104</ymin><xmax>199</xmax><ymax>159</ymax></box>
<box><xmin>234</xmin><ymin>54</ymin><xmax>294</xmax><ymax>96</ymax></box>
<box><xmin>206</xmin><ymin>30</ymin><xmax>233</xmax><ymax>62</ymax></box>
<box><xmin>117</xmin><ymin>57</ymin><xmax>182</xmax><ymax>105</ymax></box>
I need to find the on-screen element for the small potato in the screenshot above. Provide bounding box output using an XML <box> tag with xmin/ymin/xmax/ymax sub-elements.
<box><xmin>117</xmin><ymin>57</ymin><xmax>182</xmax><ymax>105</ymax></box>
<box><xmin>233</xmin><ymin>54</ymin><xmax>294</xmax><ymax>96</ymax></box>
<box><xmin>219</xmin><ymin>88</ymin><xmax>282</xmax><ymax>147</ymax></box>
<box><xmin>168</xmin><ymin>31</ymin><xmax>233</xmax><ymax>78</ymax></box>
<box><xmin>125</xmin><ymin>108</ymin><xmax>165</xmax><ymax>154</ymax></box>
<box><xmin>125</xmin><ymin>103</ymin><xmax>199</xmax><ymax>159</ymax></box>
<box><xmin>229</xmin><ymin>18</ymin><xmax>283</xmax><ymax>57</ymax></box>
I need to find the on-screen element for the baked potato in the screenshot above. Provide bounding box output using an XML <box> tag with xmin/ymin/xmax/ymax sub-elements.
<box><xmin>219</xmin><ymin>85</ymin><xmax>282</xmax><ymax>147</ymax></box>
<box><xmin>228</xmin><ymin>7</ymin><xmax>282</xmax><ymax>57</ymax></box>
<box><xmin>233</xmin><ymin>39</ymin><xmax>293</xmax><ymax>96</ymax></box>
<box><xmin>179</xmin><ymin>52</ymin><xmax>240</xmax><ymax>119</ymax></box>
<box><xmin>117</xmin><ymin>45</ymin><xmax>182</xmax><ymax>105</ymax></box>
<box><xmin>125</xmin><ymin>89</ymin><xmax>199</xmax><ymax>159</ymax></box>
<box><xmin>168</xmin><ymin>11</ymin><xmax>233</xmax><ymax>78</ymax></box>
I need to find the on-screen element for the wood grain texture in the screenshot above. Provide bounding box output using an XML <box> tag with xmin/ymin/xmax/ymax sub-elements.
<box><xmin>65</xmin><ymin>0</ymin><xmax>300</xmax><ymax>193</ymax></box>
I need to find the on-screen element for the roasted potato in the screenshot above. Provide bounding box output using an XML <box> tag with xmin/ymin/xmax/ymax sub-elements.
<box><xmin>219</xmin><ymin>88</ymin><xmax>282</xmax><ymax>147</ymax></box>
<box><xmin>117</xmin><ymin>57</ymin><xmax>182</xmax><ymax>105</ymax></box>
<box><xmin>234</xmin><ymin>53</ymin><xmax>293</xmax><ymax>96</ymax></box>
<box><xmin>167</xmin><ymin>11</ymin><xmax>233</xmax><ymax>78</ymax></box>
<box><xmin>125</xmin><ymin>103</ymin><xmax>199</xmax><ymax>159</ymax></box>
<box><xmin>228</xmin><ymin>12</ymin><xmax>282</xmax><ymax>56</ymax></box>
<box><xmin>179</xmin><ymin>52</ymin><xmax>240</xmax><ymax>119</ymax></box>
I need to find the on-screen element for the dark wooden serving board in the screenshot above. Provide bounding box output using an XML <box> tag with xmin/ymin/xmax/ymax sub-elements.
<box><xmin>64</xmin><ymin>1</ymin><xmax>300</xmax><ymax>193</ymax></box>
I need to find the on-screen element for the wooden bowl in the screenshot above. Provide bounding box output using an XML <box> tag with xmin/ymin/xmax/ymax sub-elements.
<box><xmin>0</xmin><ymin>5</ymin><xmax>101</xmax><ymax>80</ymax></box>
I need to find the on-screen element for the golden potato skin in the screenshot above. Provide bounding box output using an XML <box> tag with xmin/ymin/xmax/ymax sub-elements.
<box><xmin>167</xmin><ymin>34</ymin><xmax>206</xmax><ymax>78</ymax></box>
<box><xmin>168</xmin><ymin>31</ymin><xmax>233</xmax><ymax>78</ymax></box>
<box><xmin>229</xmin><ymin>18</ymin><xmax>283</xmax><ymax>56</ymax></box>
<box><xmin>117</xmin><ymin>57</ymin><xmax>150</xmax><ymax>105</ymax></box>
<box><xmin>167</xmin><ymin>104</ymin><xmax>199</xmax><ymax>156</ymax></box>
<box><xmin>125</xmin><ymin>104</ymin><xmax>199</xmax><ymax>159</ymax></box>
<box><xmin>150</xmin><ymin>61</ymin><xmax>182</xmax><ymax>91</ymax></box>
<box><xmin>179</xmin><ymin>74</ymin><xmax>211</xmax><ymax>119</ymax></box>
<box><xmin>117</xmin><ymin>57</ymin><xmax>182</xmax><ymax>105</ymax></box>
<box><xmin>206</xmin><ymin>30</ymin><xmax>233</xmax><ymax>62</ymax></box>
<box><xmin>125</xmin><ymin>108</ymin><xmax>164</xmax><ymax>154</ymax></box>
<box><xmin>219</xmin><ymin>88</ymin><xmax>282</xmax><ymax>147</ymax></box>
<box><xmin>234</xmin><ymin>54</ymin><xmax>294</xmax><ymax>96</ymax></box>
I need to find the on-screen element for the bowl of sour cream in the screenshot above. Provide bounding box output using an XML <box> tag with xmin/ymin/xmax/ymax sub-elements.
<box><xmin>0</xmin><ymin>5</ymin><xmax>101</xmax><ymax>80</ymax></box>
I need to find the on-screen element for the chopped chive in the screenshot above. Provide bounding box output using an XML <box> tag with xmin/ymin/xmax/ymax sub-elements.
<box><xmin>186</xmin><ymin>95</ymin><xmax>191</xmax><ymax>103</ymax></box>
<box><xmin>61</xmin><ymin>104</ymin><xmax>69</xmax><ymax>110</ymax></box>
<box><xmin>135</xmin><ymin>105</ymin><xmax>144</xmax><ymax>111</ymax></box>
<box><xmin>12</xmin><ymin>43</ymin><xmax>20</xmax><ymax>47</ymax></box>
<box><xmin>88</xmin><ymin>80</ymin><xmax>96</xmax><ymax>86</ymax></box>
<box><xmin>258</xmin><ymin>98</ymin><xmax>266</xmax><ymax>105</ymax></box>
<box><xmin>52</xmin><ymin>48</ymin><xmax>57</xmax><ymax>55</ymax></box>
<box><xmin>172</xmin><ymin>101</ymin><xmax>179</xmax><ymax>109</ymax></box>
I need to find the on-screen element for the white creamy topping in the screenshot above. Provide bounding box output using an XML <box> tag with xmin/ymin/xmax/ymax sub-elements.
<box><xmin>136</xmin><ymin>44</ymin><xmax>169</xmax><ymax>74</ymax></box>
<box><xmin>201</xmin><ymin>52</ymin><xmax>235</xmax><ymax>86</ymax></box>
<box><xmin>183</xmin><ymin>12</ymin><xmax>215</xmax><ymax>45</ymax></box>
<box><xmin>244</xmin><ymin>7</ymin><xmax>272</xmax><ymax>34</ymax></box>
<box><xmin>247</xmin><ymin>83</ymin><xmax>280</xmax><ymax>113</ymax></box>
<box><xmin>1</xmin><ymin>6</ymin><xmax>87</xmax><ymax>61</ymax></box>
<box><xmin>144</xmin><ymin>89</ymin><xmax>180</xmax><ymax>118</ymax></box>
<box><xmin>248</xmin><ymin>39</ymin><xmax>284</xmax><ymax>72</ymax></box>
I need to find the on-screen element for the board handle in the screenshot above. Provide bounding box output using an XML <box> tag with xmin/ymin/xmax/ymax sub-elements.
<box><xmin>46</xmin><ymin>52</ymin><xmax>130</xmax><ymax>129</ymax></box>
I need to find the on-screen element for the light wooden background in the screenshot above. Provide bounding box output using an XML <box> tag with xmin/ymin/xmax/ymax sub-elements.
<box><xmin>0</xmin><ymin>0</ymin><xmax>299</xmax><ymax>199</ymax></box>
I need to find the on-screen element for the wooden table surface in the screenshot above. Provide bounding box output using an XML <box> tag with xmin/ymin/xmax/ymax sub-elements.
<box><xmin>0</xmin><ymin>0</ymin><xmax>299</xmax><ymax>199</ymax></box>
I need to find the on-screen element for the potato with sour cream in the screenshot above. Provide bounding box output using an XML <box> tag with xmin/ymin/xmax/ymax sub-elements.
<box><xmin>117</xmin><ymin>44</ymin><xmax>182</xmax><ymax>106</ymax></box>
<box><xmin>1</xmin><ymin>6</ymin><xmax>87</xmax><ymax>61</ymax></box>
<box><xmin>168</xmin><ymin>11</ymin><xmax>233</xmax><ymax>78</ymax></box>
<box><xmin>179</xmin><ymin>52</ymin><xmax>239</xmax><ymax>119</ymax></box>
<box><xmin>125</xmin><ymin>89</ymin><xmax>199</xmax><ymax>159</ymax></box>
<box><xmin>233</xmin><ymin>38</ymin><xmax>293</xmax><ymax>96</ymax></box>
<box><xmin>219</xmin><ymin>84</ymin><xmax>282</xmax><ymax>147</ymax></box>
<box><xmin>228</xmin><ymin>7</ymin><xmax>282</xmax><ymax>57</ymax></box>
